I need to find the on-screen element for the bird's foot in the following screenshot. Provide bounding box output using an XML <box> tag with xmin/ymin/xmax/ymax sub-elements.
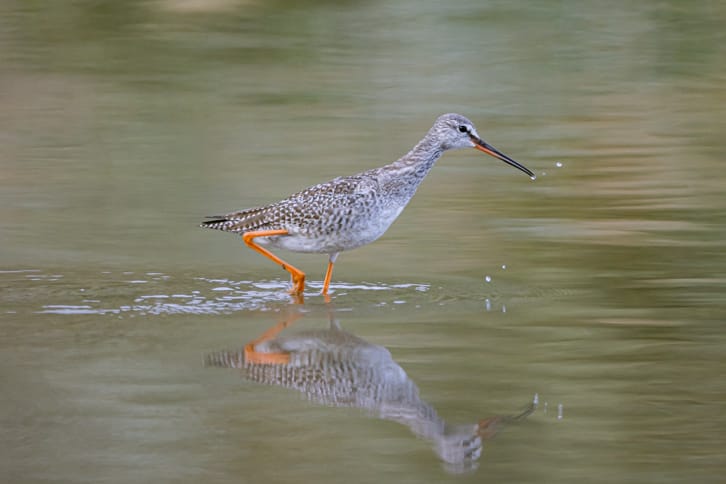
<box><xmin>289</xmin><ymin>292</ymin><xmax>305</xmax><ymax>305</ymax></box>
<box><xmin>288</xmin><ymin>273</ymin><xmax>305</xmax><ymax>298</ymax></box>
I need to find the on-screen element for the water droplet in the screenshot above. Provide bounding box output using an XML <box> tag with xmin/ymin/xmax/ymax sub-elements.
<box><xmin>501</xmin><ymin>305</ymin><xmax>506</xmax><ymax>313</ymax></box>
<box><xmin>530</xmin><ymin>175</ymin><xmax>537</xmax><ymax>181</ymax></box>
<box><xmin>533</xmin><ymin>393</ymin><xmax>539</xmax><ymax>405</ymax></box>
<box><xmin>555</xmin><ymin>161</ymin><xmax>563</xmax><ymax>168</ymax></box>
<box><xmin>557</xmin><ymin>404</ymin><xmax>564</xmax><ymax>420</ymax></box>
<box><xmin>501</xmin><ymin>264</ymin><xmax>507</xmax><ymax>270</ymax></box>
<box><xmin>485</xmin><ymin>299</ymin><xmax>491</xmax><ymax>311</ymax></box>
<box><xmin>484</xmin><ymin>275</ymin><xmax>491</xmax><ymax>283</ymax></box>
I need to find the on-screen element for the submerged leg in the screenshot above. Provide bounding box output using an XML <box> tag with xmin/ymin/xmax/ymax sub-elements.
<box><xmin>321</xmin><ymin>252</ymin><xmax>339</xmax><ymax>296</ymax></box>
<box><xmin>242</xmin><ymin>229</ymin><xmax>305</xmax><ymax>295</ymax></box>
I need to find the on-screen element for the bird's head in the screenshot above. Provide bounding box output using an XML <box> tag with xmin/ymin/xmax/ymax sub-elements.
<box><xmin>433</xmin><ymin>113</ymin><xmax>535</xmax><ymax>178</ymax></box>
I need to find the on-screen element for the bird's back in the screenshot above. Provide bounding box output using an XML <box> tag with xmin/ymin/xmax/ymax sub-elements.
<box><xmin>200</xmin><ymin>170</ymin><xmax>396</xmax><ymax>251</ymax></box>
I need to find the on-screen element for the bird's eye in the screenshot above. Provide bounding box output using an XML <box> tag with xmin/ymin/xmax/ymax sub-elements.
<box><xmin>458</xmin><ymin>125</ymin><xmax>469</xmax><ymax>133</ymax></box>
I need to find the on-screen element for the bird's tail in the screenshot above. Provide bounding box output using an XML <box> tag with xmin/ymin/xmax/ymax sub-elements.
<box><xmin>199</xmin><ymin>206</ymin><xmax>270</xmax><ymax>233</ymax></box>
<box><xmin>199</xmin><ymin>216</ymin><xmax>236</xmax><ymax>231</ymax></box>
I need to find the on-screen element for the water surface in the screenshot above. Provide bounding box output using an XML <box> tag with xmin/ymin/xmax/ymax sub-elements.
<box><xmin>2</xmin><ymin>1</ymin><xmax>726</xmax><ymax>482</ymax></box>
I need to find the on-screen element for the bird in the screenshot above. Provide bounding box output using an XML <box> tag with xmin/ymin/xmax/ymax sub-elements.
<box><xmin>200</xmin><ymin>113</ymin><xmax>534</xmax><ymax>297</ymax></box>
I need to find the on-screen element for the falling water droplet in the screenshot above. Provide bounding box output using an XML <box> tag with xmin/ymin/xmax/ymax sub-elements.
<box><xmin>557</xmin><ymin>404</ymin><xmax>564</xmax><ymax>420</ymax></box>
<box><xmin>555</xmin><ymin>161</ymin><xmax>563</xmax><ymax>168</ymax></box>
<box><xmin>501</xmin><ymin>264</ymin><xmax>507</xmax><ymax>270</ymax></box>
<box><xmin>484</xmin><ymin>275</ymin><xmax>491</xmax><ymax>283</ymax></box>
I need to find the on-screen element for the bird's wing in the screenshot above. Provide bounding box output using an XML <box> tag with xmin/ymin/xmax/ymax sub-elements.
<box><xmin>199</xmin><ymin>174</ymin><xmax>378</xmax><ymax>234</ymax></box>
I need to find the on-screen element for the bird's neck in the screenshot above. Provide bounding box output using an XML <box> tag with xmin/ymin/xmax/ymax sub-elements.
<box><xmin>375</xmin><ymin>133</ymin><xmax>444</xmax><ymax>203</ymax></box>
<box><xmin>389</xmin><ymin>133</ymin><xmax>444</xmax><ymax>181</ymax></box>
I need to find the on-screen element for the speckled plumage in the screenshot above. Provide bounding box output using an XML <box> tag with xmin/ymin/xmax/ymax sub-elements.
<box><xmin>201</xmin><ymin>172</ymin><xmax>387</xmax><ymax>254</ymax></box>
<box><xmin>200</xmin><ymin>113</ymin><xmax>533</xmax><ymax>295</ymax></box>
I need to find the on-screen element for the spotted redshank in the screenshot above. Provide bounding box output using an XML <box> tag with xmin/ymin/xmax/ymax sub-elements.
<box><xmin>200</xmin><ymin>113</ymin><xmax>534</xmax><ymax>296</ymax></box>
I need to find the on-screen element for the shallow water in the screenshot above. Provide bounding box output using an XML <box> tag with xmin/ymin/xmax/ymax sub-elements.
<box><xmin>2</xmin><ymin>1</ymin><xmax>726</xmax><ymax>483</ymax></box>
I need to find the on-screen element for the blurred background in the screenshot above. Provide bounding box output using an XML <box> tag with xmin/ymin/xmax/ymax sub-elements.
<box><xmin>1</xmin><ymin>1</ymin><xmax>725</xmax><ymax>483</ymax></box>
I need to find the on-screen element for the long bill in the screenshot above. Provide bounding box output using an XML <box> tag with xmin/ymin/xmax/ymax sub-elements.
<box><xmin>472</xmin><ymin>136</ymin><xmax>535</xmax><ymax>178</ymax></box>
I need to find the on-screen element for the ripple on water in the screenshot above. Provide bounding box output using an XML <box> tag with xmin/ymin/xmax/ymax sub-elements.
<box><xmin>1</xmin><ymin>269</ymin><xmax>566</xmax><ymax>317</ymax></box>
<box><xmin>3</xmin><ymin>271</ymin><xmax>433</xmax><ymax>316</ymax></box>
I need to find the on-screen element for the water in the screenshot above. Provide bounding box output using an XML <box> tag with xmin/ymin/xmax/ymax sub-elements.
<box><xmin>2</xmin><ymin>1</ymin><xmax>726</xmax><ymax>482</ymax></box>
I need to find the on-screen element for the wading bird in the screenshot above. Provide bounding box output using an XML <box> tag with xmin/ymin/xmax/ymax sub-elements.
<box><xmin>200</xmin><ymin>113</ymin><xmax>534</xmax><ymax>297</ymax></box>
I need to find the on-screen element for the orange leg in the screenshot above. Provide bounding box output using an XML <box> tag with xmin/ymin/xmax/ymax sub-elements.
<box><xmin>321</xmin><ymin>252</ymin><xmax>339</xmax><ymax>296</ymax></box>
<box><xmin>244</xmin><ymin>311</ymin><xmax>301</xmax><ymax>365</ymax></box>
<box><xmin>242</xmin><ymin>230</ymin><xmax>305</xmax><ymax>295</ymax></box>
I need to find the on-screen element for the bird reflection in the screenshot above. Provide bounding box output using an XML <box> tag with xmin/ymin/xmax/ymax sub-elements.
<box><xmin>205</xmin><ymin>311</ymin><xmax>533</xmax><ymax>473</ymax></box>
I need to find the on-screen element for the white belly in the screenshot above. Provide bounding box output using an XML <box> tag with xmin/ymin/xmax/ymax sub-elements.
<box><xmin>256</xmin><ymin>204</ymin><xmax>406</xmax><ymax>255</ymax></box>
